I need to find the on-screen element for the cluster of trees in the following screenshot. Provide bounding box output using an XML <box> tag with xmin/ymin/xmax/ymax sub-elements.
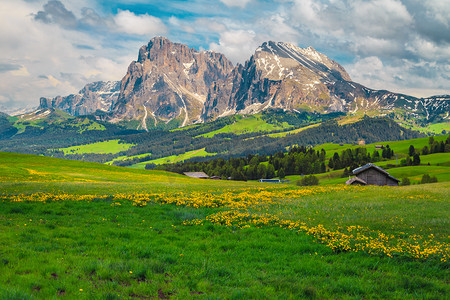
<box><xmin>402</xmin><ymin>135</ymin><xmax>450</xmax><ymax>167</ymax></box>
<box><xmin>296</xmin><ymin>175</ymin><xmax>319</xmax><ymax>186</ymax></box>
<box><xmin>401</xmin><ymin>174</ymin><xmax>438</xmax><ymax>186</ymax></box>
<box><xmin>329</xmin><ymin>146</ymin><xmax>394</xmax><ymax>171</ymax></box>
<box><xmin>154</xmin><ymin>146</ymin><xmax>328</xmax><ymax>181</ymax></box>
<box><xmin>410</xmin><ymin>136</ymin><xmax>450</xmax><ymax>156</ymax></box>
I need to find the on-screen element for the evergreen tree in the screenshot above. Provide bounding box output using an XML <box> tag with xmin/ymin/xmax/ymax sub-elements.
<box><xmin>297</xmin><ymin>175</ymin><xmax>319</xmax><ymax>186</ymax></box>
<box><xmin>266</xmin><ymin>163</ymin><xmax>276</xmax><ymax>179</ymax></box>
<box><xmin>278</xmin><ymin>167</ymin><xmax>285</xmax><ymax>179</ymax></box>
<box><xmin>421</xmin><ymin>174</ymin><xmax>431</xmax><ymax>184</ymax></box>
<box><xmin>413</xmin><ymin>153</ymin><xmax>421</xmax><ymax>165</ymax></box>
<box><xmin>401</xmin><ymin>177</ymin><xmax>410</xmax><ymax>186</ymax></box>
<box><xmin>408</xmin><ymin>145</ymin><xmax>415</xmax><ymax>156</ymax></box>
<box><xmin>257</xmin><ymin>163</ymin><xmax>267</xmax><ymax>179</ymax></box>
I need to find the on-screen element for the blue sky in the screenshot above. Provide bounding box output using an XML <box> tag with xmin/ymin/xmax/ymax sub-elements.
<box><xmin>0</xmin><ymin>0</ymin><xmax>449</xmax><ymax>112</ymax></box>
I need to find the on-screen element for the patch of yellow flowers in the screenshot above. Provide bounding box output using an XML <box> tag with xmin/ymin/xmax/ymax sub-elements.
<box><xmin>2</xmin><ymin>185</ymin><xmax>448</xmax><ymax>262</ymax></box>
<box><xmin>184</xmin><ymin>211</ymin><xmax>448</xmax><ymax>261</ymax></box>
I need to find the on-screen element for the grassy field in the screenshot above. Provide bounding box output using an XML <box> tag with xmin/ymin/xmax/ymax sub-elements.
<box><xmin>314</xmin><ymin>135</ymin><xmax>449</xmax><ymax>159</ymax></box>
<box><xmin>58</xmin><ymin>139</ymin><xmax>135</xmax><ymax>155</ymax></box>
<box><xmin>129</xmin><ymin>148</ymin><xmax>217</xmax><ymax>169</ymax></box>
<box><xmin>197</xmin><ymin>115</ymin><xmax>292</xmax><ymax>138</ymax></box>
<box><xmin>421</xmin><ymin>122</ymin><xmax>450</xmax><ymax>134</ymax></box>
<box><xmin>106</xmin><ymin>153</ymin><xmax>152</xmax><ymax>165</ymax></box>
<box><xmin>262</xmin><ymin>123</ymin><xmax>321</xmax><ymax>138</ymax></box>
<box><xmin>0</xmin><ymin>152</ymin><xmax>449</xmax><ymax>299</ymax></box>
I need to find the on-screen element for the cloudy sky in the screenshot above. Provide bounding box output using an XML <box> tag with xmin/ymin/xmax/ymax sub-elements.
<box><xmin>1</xmin><ymin>0</ymin><xmax>449</xmax><ymax>112</ymax></box>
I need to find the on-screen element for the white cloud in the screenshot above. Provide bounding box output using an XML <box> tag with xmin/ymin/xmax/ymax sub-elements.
<box><xmin>114</xmin><ymin>10</ymin><xmax>167</xmax><ymax>36</ymax></box>
<box><xmin>220</xmin><ymin>0</ymin><xmax>252</xmax><ymax>8</ymax></box>
<box><xmin>11</xmin><ymin>66</ymin><xmax>30</xmax><ymax>77</ymax></box>
<box><xmin>0</xmin><ymin>1</ymin><xmax>140</xmax><ymax>109</ymax></box>
<box><xmin>346</xmin><ymin>56</ymin><xmax>450</xmax><ymax>97</ymax></box>
<box><xmin>406</xmin><ymin>36</ymin><xmax>450</xmax><ymax>61</ymax></box>
<box><xmin>209</xmin><ymin>30</ymin><xmax>260</xmax><ymax>64</ymax></box>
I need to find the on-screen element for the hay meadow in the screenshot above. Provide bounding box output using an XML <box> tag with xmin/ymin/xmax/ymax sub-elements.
<box><xmin>0</xmin><ymin>152</ymin><xmax>448</xmax><ymax>299</ymax></box>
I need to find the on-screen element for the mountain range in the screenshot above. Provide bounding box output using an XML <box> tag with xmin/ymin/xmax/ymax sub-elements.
<box><xmin>34</xmin><ymin>36</ymin><xmax>448</xmax><ymax>130</ymax></box>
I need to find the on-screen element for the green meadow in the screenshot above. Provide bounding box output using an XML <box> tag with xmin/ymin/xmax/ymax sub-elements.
<box><xmin>129</xmin><ymin>148</ymin><xmax>216</xmax><ymax>169</ymax></box>
<box><xmin>58</xmin><ymin>139</ymin><xmax>135</xmax><ymax>155</ymax></box>
<box><xmin>314</xmin><ymin>135</ymin><xmax>448</xmax><ymax>159</ymax></box>
<box><xmin>197</xmin><ymin>115</ymin><xmax>292</xmax><ymax>138</ymax></box>
<box><xmin>0</xmin><ymin>151</ymin><xmax>449</xmax><ymax>299</ymax></box>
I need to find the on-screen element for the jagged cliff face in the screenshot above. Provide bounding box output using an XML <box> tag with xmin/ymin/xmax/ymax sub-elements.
<box><xmin>202</xmin><ymin>41</ymin><xmax>449</xmax><ymax>122</ymax></box>
<box><xmin>35</xmin><ymin>37</ymin><xmax>448</xmax><ymax>128</ymax></box>
<box><xmin>202</xmin><ymin>41</ymin><xmax>354</xmax><ymax>120</ymax></box>
<box><xmin>110</xmin><ymin>36</ymin><xmax>233</xmax><ymax>129</ymax></box>
<box><xmin>39</xmin><ymin>81</ymin><xmax>120</xmax><ymax>116</ymax></box>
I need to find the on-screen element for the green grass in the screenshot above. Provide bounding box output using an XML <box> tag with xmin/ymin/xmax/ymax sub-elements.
<box><xmin>315</xmin><ymin>135</ymin><xmax>448</xmax><ymax>159</ymax></box>
<box><xmin>263</xmin><ymin>123</ymin><xmax>321</xmax><ymax>138</ymax></box>
<box><xmin>421</xmin><ymin>122</ymin><xmax>450</xmax><ymax>134</ymax></box>
<box><xmin>197</xmin><ymin>115</ymin><xmax>292</xmax><ymax>138</ymax></box>
<box><xmin>129</xmin><ymin>148</ymin><xmax>217</xmax><ymax>169</ymax></box>
<box><xmin>58</xmin><ymin>139</ymin><xmax>135</xmax><ymax>155</ymax></box>
<box><xmin>0</xmin><ymin>152</ymin><xmax>449</xmax><ymax>299</ymax></box>
<box><xmin>72</xmin><ymin>118</ymin><xmax>106</xmax><ymax>133</ymax></box>
<box><xmin>106</xmin><ymin>153</ymin><xmax>152</xmax><ymax>165</ymax></box>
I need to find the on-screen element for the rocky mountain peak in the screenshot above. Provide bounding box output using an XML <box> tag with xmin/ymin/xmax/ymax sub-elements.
<box><xmin>110</xmin><ymin>37</ymin><xmax>234</xmax><ymax>129</ymax></box>
<box><xmin>39</xmin><ymin>81</ymin><xmax>120</xmax><ymax>116</ymax></box>
<box><xmin>253</xmin><ymin>41</ymin><xmax>351</xmax><ymax>82</ymax></box>
<box><xmin>32</xmin><ymin>37</ymin><xmax>447</xmax><ymax>129</ymax></box>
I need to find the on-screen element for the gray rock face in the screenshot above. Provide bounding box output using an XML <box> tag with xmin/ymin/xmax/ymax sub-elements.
<box><xmin>39</xmin><ymin>81</ymin><xmax>120</xmax><ymax>116</ymax></box>
<box><xmin>110</xmin><ymin>36</ymin><xmax>234</xmax><ymax>129</ymax></box>
<box><xmin>35</xmin><ymin>37</ymin><xmax>448</xmax><ymax>128</ymax></box>
<box><xmin>202</xmin><ymin>41</ymin><xmax>449</xmax><ymax>124</ymax></box>
<box><xmin>202</xmin><ymin>41</ymin><xmax>354</xmax><ymax>120</ymax></box>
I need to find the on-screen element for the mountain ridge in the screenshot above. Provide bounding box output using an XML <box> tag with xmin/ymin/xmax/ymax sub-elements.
<box><xmin>28</xmin><ymin>36</ymin><xmax>449</xmax><ymax>131</ymax></box>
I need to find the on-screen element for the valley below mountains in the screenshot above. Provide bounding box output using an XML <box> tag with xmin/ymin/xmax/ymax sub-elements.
<box><xmin>0</xmin><ymin>36</ymin><xmax>448</xmax><ymax>166</ymax></box>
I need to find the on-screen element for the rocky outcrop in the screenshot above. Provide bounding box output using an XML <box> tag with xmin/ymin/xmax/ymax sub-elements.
<box><xmin>110</xmin><ymin>36</ymin><xmax>234</xmax><ymax>128</ymax></box>
<box><xmin>39</xmin><ymin>81</ymin><xmax>120</xmax><ymax>116</ymax></box>
<box><xmin>35</xmin><ymin>37</ymin><xmax>449</xmax><ymax>128</ymax></box>
<box><xmin>202</xmin><ymin>41</ymin><xmax>354</xmax><ymax>120</ymax></box>
<box><xmin>202</xmin><ymin>41</ymin><xmax>450</xmax><ymax>123</ymax></box>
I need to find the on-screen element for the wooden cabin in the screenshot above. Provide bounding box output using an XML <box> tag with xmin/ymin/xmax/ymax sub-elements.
<box><xmin>346</xmin><ymin>163</ymin><xmax>399</xmax><ymax>186</ymax></box>
<box><xmin>183</xmin><ymin>172</ymin><xmax>209</xmax><ymax>179</ymax></box>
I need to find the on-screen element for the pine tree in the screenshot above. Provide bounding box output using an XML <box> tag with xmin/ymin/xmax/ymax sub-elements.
<box><xmin>408</xmin><ymin>145</ymin><xmax>415</xmax><ymax>157</ymax></box>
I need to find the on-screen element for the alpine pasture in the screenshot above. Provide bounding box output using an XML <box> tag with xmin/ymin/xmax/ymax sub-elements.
<box><xmin>0</xmin><ymin>152</ymin><xmax>448</xmax><ymax>299</ymax></box>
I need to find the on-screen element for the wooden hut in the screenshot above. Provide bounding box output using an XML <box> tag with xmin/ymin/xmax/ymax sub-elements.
<box><xmin>346</xmin><ymin>163</ymin><xmax>399</xmax><ymax>186</ymax></box>
<box><xmin>183</xmin><ymin>172</ymin><xmax>209</xmax><ymax>179</ymax></box>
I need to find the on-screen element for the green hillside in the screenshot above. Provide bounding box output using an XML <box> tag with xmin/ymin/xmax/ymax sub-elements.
<box><xmin>314</xmin><ymin>135</ymin><xmax>448</xmax><ymax>159</ymax></box>
<box><xmin>58</xmin><ymin>139</ymin><xmax>135</xmax><ymax>155</ymax></box>
<box><xmin>197</xmin><ymin>114</ymin><xmax>292</xmax><ymax>138</ymax></box>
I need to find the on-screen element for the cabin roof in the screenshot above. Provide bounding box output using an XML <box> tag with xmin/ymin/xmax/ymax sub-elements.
<box><xmin>352</xmin><ymin>163</ymin><xmax>400</xmax><ymax>182</ymax></box>
<box><xmin>345</xmin><ymin>177</ymin><xmax>367</xmax><ymax>185</ymax></box>
<box><xmin>183</xmin><ymin>172</ymin><xmax>209</xmax><ymax>178</ymax></box>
